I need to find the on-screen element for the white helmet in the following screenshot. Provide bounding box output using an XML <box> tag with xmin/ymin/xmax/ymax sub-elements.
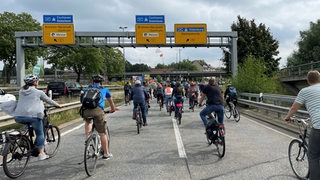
<box><xmin>135</xmin><ymin>80</ymin><xmax>141</xmax><ymax>85</ymax></box>
<box><xmin>24</xmin><ymin>74</ymin><xmax>39</xmax><ymax>85</ymax></box>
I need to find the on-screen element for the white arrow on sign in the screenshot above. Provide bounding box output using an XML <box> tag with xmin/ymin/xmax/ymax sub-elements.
<box><xmin>50</xmin><ymin>32</ymin><xmax>67</xmax><ymax>37</ymax></box>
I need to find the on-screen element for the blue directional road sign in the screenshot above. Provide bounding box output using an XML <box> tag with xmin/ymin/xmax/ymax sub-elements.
<box><xmin>136</xmin><ymin>15</ymin><xmax>165</xmax><ymax>24</ymax></box>
<box><xmin>43</xmin><ymin>15</ymin><xmax>73</xmax><ymax>24</ymax></box>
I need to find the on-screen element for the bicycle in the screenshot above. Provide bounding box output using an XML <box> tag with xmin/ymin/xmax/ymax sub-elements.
<box><xmin>135</xmin><ymin>104</ymin><xmax>143</xmax><ymax>134</ymax></box>
<box><xmin>167</xmin><ymin>97</ymin><xmax>174</xmax><ymax>116</ymax></box>
<box><xmin>224</xmin><ymin>100</ymin><xmax>240</xmax><ymax>122</ymax></box>
<box><xmin>205</xmin><ymin>112</ymin><xmax>226</xmax><ymax>158</ymax></box>
<box><xmin>288</xmin><ymin>116</ymin><xmax>310</xmax><ymax>179</ymax></box>
<box><xmin>175</xmin><ymin>102</ymin><xmax>183</xmax><ymax>125</ymax></box>
<box><xmin>189</xmin><ymin>92</ymin><xmax>197</xmax><ymax>112</ymax></box>
<box><xmin>125</xmin><ymin>93</ymin><xmax>130</xmax><ymax>105</ymax></box>
<box><xmin>84</xmin><ymin>110</ymin><xmax>112</xmax><ymax>176</ymax></box>
<box><xmin>1</xmin><ymin>105</ymin><xmax>60</xmax><ymax>179</ymax></box>
<box><xmin>157</xmin><ymin>95</ymin><xmax>164</xmax><ymax>111</ymax></box>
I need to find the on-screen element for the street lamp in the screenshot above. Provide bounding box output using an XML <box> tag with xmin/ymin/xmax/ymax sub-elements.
<box><xmin>119</xmin><ymin>26</ymin><xmax>127</xmax><ymax>82</ymax></box>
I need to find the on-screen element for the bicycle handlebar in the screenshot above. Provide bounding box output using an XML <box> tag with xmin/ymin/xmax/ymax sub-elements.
<box><xmin>289</xmin><ymin>116</ymin><xmax>310</xmax><ymax>126</ymax></box>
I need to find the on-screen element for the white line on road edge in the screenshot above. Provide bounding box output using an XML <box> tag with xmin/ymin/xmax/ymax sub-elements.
<box><xmin>61</xmin><ymin>123</ymin><xmax>84</xmax><ymax>137</ymax></box>
<box><xmin>172</xmin><ymin>118</ymin><xmax>187</xmax><ymax>158</ymax></box>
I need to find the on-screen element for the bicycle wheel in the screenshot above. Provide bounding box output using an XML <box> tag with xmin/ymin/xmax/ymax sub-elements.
<box><xmin>288</xmin><ymin>139</ymin><xmax>309</xmax><ymax>179</ymax></box>
<box><xmin>178</xmin><ymin>112</ymin><xmax>182</xmax><ymax>125</ymax></box>
<box><xmin>233</xmin><ymin>108</ymin><xmax>240</xmax><ymax>122</ymax></box>
<box><xmin>190</xmin><ymin>101</ymin><xmax>194</xmax><ymax>112</ymax></box>
<box><xmin>84</xmin><ymin>133</ymin><xmax>99</xmax><ymax>176</ymax></box>
<box><xmin>136</xmin><ymin>114</ymin><xmax>141</xmax><ymax>134</ymax></box>
<box><xmin>224</xmin><ymin>105</ymin><xmax>232</xmax><ymax>119</ymax></box>
<box><xmin>169</xmin><ymin>105</ymin><xmax>172</xmax><ymax>116</ymax></box>
<box><xmin>3</xmin><ymin>136</ymin><xmax>30</xmax><ymax>179</ymax></box>
<box><xmin>216</xmin><ymin>128</ymin><xmax>226</xmax><ymax>158</ymax></box>
<box><xmin>44</xmin><ymin>125</ymin><xmax>61</xmax><ymax>157</ymax></box>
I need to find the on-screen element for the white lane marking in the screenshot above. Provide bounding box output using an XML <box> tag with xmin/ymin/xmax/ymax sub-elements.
<box><xmin>246</xmin><ymin>118</ymin><xmax>295</xmax><ymax>139</ymax></box>
<box><xmin>61</xmin><ymin>123</ymin><xmax>84</xmax><ymax>137</ymax></box>
<box><xmin>172</xmin><ymin>118</ymin><xmax>187</xmax><ymax>158</ymax></box>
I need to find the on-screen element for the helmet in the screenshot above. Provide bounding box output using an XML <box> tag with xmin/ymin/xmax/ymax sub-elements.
<box><xmin>176</xmin><ymin>82</ymin><xmax>181</xmax><ymax>87</ymax></box>
<box><xmin>227</xmin><ymin>84</ymin><xmax>231</xmax><ymax>87</ymax></box>
<box><xmin>24</xmin><ymin>74</ymin><xmax>39</xmax><ymax>85</ymax></box>
<box><xmin>135</xmin><ymin>80</ymin><xmax>141</xmax><ymax>85</ymax></box>
<box><xmin>92</xmin><ymin>75</ymin><xmax>104</xmax><ymax>82</ymax></box>
<box><xmin>190</xmin><ymin>81</ymin><xmax>195</xmax><ymax>86</ymax></box>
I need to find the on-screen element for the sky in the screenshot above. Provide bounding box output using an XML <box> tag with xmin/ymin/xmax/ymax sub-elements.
<box><xmin>1</xmin><ymin>0</ymin><xmax>320</xmax><ymax>69</ymax></box>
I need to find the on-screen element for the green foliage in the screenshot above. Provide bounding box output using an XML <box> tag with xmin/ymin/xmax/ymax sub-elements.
<box><xmin>225</xmin><ymin>16</ymin><xmax>280</xmax><ymax>76</ymax></box>
<box><xmin>232</xmin><ymin>56</ymin><xmax>280</xmax><ymax>93</ymax></box>
<box><xmin>287</xmin><ymin>19</ymin><xmax>320</xmax><ymax>67</ymax></box>
<box><xmin>0</xmin><ymin>12</ymin><xmax>42</xmax><ymax>83</ymax></box>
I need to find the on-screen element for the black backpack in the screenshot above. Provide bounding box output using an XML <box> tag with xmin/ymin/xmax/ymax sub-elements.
<box><xmin>206</xmin><ymin>119</ymin><xmax>219</xmax><ymax>140</ymax></box>
<box><xmin>81</xmin><ymin>86</ymin><xmax>102</xmax><ymax>109</ymax></box>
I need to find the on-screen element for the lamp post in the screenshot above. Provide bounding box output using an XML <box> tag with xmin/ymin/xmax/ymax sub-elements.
<box><xmin>119</xmin><ymin>26</ymin><xmax>127</xmax><ymax>82</ymax></box>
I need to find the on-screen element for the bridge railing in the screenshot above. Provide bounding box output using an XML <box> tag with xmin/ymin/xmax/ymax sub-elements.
<box><xmin>280</xmin><ymin>61</ymin><xmax>320</xmax><ymax>78</ymax></box>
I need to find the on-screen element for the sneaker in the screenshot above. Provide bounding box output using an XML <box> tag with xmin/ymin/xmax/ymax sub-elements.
<box><xmin>38</xmin><ymin>154</ymin><xmax>49</xmax><ymax>161</ymax></box>
<box><xmin>102</xmin><ymin>153</ymin><xmax>113</xmax><ymax>160</ymax></box>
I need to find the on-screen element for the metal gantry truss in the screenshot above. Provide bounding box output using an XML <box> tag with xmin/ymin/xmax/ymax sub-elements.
<box><xmin>15</xmin><ymin>31</ymin><xmax>238</xmax><ymax>86</ymax></box>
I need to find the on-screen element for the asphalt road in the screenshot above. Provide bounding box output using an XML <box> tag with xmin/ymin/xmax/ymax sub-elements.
<box><xmin>1</xmin><ymin>98</ymin><xmax>301</xmax><ymax>180</ymax></box>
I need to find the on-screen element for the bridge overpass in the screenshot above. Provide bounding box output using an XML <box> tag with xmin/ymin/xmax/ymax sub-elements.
<box><xmin>279</xmin><ymin>61</ymin><xmax>320</xmax><ymax>94</ymax></box>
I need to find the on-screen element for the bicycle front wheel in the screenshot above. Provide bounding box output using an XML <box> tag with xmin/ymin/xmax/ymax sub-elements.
<box><xmin>84</xmin><ymin>133</ymin><xmax>99</xmax><ymax>176</ymax></box>
<box><xmin>178</xmin><ymin>112</ymin><xmax>182</xmax><ymax>125</ymax></box>
<box><xmin>45</xmin><ymin>125</ymin><xmax>61</xmax><ymax>157</ymax></box>
<box><xmin>3</xmin><ymin>136</ymin><xmax>30</xmax><ymax>179</ymax></box>
<box><xmin>233</xmin><ymin>108</ymin><xmax>240</xmax><ymax>122</ymax></box>
<box><xmin>288</xmin><ymin>139</ymin><xmax>309</xmax><ymax>179</ymax></box>
<box><xmin>216</xmin><ymin>128</ymin><xmax>225</xmax><ymax>158</ymax></box>
<box><xmin>224</xmin><ymin>105</ymin><xmax>232</xmax><ymax>119</ymax></box>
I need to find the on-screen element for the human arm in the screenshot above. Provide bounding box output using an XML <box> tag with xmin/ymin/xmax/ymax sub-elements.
<box><xmin>198</xmin><ymin>92</ymin><xmax>206</xmax><ymax>106</ymax></box>
<box><xmin>40</xmin><ymin>91</ymin><xmax>62</xmax><ymax>108</ymax></box>
<box><xmin>107</xmin><ymin>98</ymin><xmax>117</xmax><ymax>112</ymax></box>
<box><xmin>283</xmin><ymin>102</ymin><xmax>302</xmax><ymax>121</ymax></box>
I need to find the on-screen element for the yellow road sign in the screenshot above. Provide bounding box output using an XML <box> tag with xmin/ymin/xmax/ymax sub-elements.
<box><xmin>43</xmin><ymin>24</ymin><xmax>75</xmax><ymax>45</ymax></box>
<box><xmin>174</xmin><ymin>24</ymin><xmax>207</xmax><ymax>44</ymax></box>
<box><xmin>135</xmin><ymin>24</ymin><xmax>166</xmax><ymax>44</ymax></box>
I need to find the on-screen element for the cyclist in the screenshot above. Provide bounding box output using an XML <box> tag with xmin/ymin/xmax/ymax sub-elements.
<box><xmin>124</xmin><ymin>81</ymin><xmax>131</xmax><ymax>105</ymax></box>
<box><xmin>188</xmin><ymin>81</ymin><xmax>199</xmax><ymax>108</ymax></box>
<box><xmin>171</xmin><ymin>82</ymin><xmax>184</xmax><ymax>118</ymax></box>
<box><xmin>13</xmin><ymin>74</ymin><xmax>62</xmax><ymax>161</ymax></box>
<box><xmin>199</xmin><ymin>78</ymin><xmax>224</xmax><ymax>126</ymax></box>
<box><xmin>81</xmin><ymin>75</ymin><xmax>117</xmax><ymax>160</ymax></box>
<box><xmin>142</xmin><ymin>81</ymin><xmax>151</xmax><ymax>108</ymax></box>
<box><xmin>284</xmin><ymin>70</ymin><xmax>320</xmax><ymax>180</ymax></box>
<box><xmin>131</xmin><ymin>80</ymin><xmax>149</xmax><ymax>126</ymax></box>
<box><xmin>156</xmin><ymin>83</ymin><xmax>164</xmax><ymax>108</ymax></box>
<box><xmin>184</xmin><ymin>81</ymin><xmax>189</xmax><ymax>98</ymax></box>
<box><xmin>224</xmin><ymin>84</ymin><xmax>238</xmax><ymax>111</ymax></box>
<box><xmin>164</xmin><ymin>83</ymin><xmax>173</xmax><ymax>112</ymax></box>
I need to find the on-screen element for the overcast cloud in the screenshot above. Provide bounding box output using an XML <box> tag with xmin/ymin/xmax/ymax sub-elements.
<box><xmin>1</xmin><ymin>0</ymin><xmax>320</xmax><ymax>68</ymax></box>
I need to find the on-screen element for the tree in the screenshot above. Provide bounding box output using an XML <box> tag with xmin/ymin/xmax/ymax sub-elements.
<box><xmin>225</xmin><ymin>16</ymin><xmax>280</xmax><ymax>76</ymax></box>
<box><xmin>46</xmin><ymin>47</ymin><xmax>104</xmax><ymax>82</ymax></box>
<box><xmin>287</xmin><ymin>19</ymin><xmax>320</xmax><ymax>67</ymax></box>
<box><xmin>0</xmin><ymin>12</ymin><xmax>41</xmax><ymax>83</ymax></box>
<box><xmin>232</xmin><ymin>56</ymin><xmax>279</xmax><ymax>93</ymax></box>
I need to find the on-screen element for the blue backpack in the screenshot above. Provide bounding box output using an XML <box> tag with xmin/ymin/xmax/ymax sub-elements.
<box><xmin>229</xmin><ymin>86</ymin><xmax>237</xmax><ymax>97</ymax></box>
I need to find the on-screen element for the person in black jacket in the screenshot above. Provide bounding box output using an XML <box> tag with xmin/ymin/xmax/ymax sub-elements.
<box><xmin>131</xmin><ymin>80</ymin><xmax>149</xmax><ymax>126</ymax></box>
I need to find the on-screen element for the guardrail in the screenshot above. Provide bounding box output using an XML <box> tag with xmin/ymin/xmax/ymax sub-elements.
<box><xmin>0</xmin><ymin>101</ymin><xmax>82</xmax><ymax>127</ymax></box>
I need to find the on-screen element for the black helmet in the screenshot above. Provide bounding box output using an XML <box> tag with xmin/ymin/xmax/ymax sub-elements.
<box><xmin>92</xmin><ymin>75</ymin><xmax>104</xmax><ymax>82</ymax></box>
<box><xmin>24</xmin><ymin>74</ymin><xmax>39</xmax><ymax>85</ymax></box>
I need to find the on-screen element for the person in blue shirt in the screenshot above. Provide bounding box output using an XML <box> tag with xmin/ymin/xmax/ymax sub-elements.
<box><xmin>82</xmin><ymin>75</ymin><xmax>117</xmax><ymax>160</ymax></box>
<box><xmin>131</xmin><ymin>80</ymin><xmax>149</xmax><ymax>126</ymax></box>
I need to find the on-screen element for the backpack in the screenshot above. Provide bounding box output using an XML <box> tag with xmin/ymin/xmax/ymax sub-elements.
<box><xmin>81</xmin><ymin>86</ymin><xmax>102</xmax><ymax>109</ymax></box>
<box><xmin>124</xmin><ymin>85</ymin><xmax>130</xmax><ymax>91</ymax></box>
<box><xmin>229</xmin><ymin>86</ymin><xmax>237</xmax><ymax>98</ymax></box>
<box><xmin>206</xmin><ymin>119</ymin><xmax>219</xmax><ymax>141</ymax></box>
